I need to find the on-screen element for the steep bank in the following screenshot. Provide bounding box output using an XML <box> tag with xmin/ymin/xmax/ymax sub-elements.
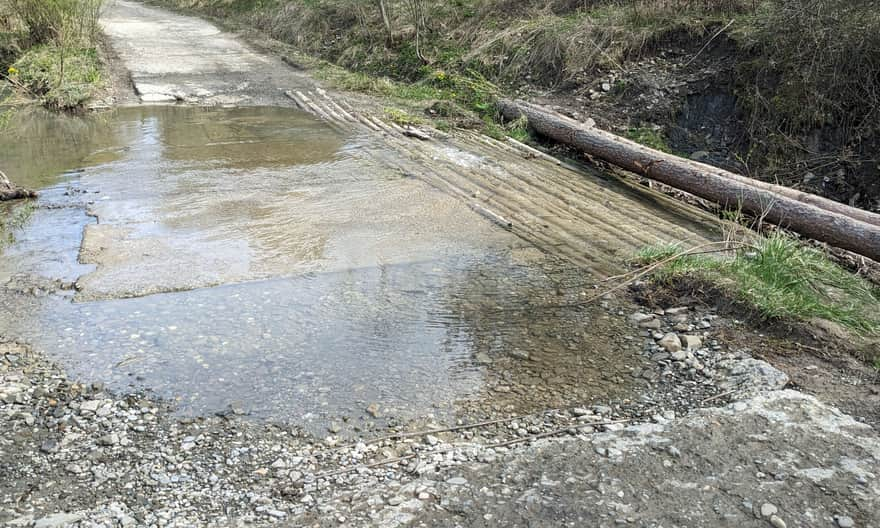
<box><xmin>150</xmin><ymin>0</ymin><xmax>880</xmax><ymax>213</ymax></box>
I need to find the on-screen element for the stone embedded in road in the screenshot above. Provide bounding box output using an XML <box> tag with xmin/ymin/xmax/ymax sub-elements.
<box><xmin>33</xmin><ymin>513</ymin><xmax>84</xmax><ymax>528</ymax></box>
<box><xmin>760</xmin><ymin>502</ymin><xmax>778</xmax><ymax>517</ymax></box>
<box><xmin>658</xmin><ymin>333</ymin><xmax>682</xmax><ymax>352</ymax></box>
<box><xmin>718</xmin><ymin>359</ymin><xmax>789</xmax><ymax>393</ymax></box>
<box><xmin>681</xmin><ymin>335</ymin><xmax>702</xmax><ymax>350</ymax></box>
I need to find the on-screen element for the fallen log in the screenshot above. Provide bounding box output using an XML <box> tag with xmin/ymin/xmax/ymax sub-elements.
<box><xmin>498</xmin><ymin>99</ymin><xmax>880</xmax><ymax>262</ymax></box>
<box><xmin>505</xmin><ymin>100</ymin><xmax>880</xmax><ymax>228</ymax></box>
<box><xmin>0</xmin><ymin>169</ymin><xmax>37</xmax><ymax>201</ymax></box>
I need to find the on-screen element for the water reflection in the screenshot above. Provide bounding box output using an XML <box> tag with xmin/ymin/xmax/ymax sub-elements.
<box><xmin>0</xmin><ymin>106</ymin><xmax>641</xmax><ymax>432</ymax></box>
<box><xmin>0</xmin><ymin>105</ymin><xmax>344</xmax><ymax>190</ymax></box>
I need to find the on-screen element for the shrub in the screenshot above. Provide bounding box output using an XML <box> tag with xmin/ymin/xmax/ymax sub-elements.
<box><xmin>6</xmin><ymin>0</ymin><xmax>103</xmax><ymax>46</ymax></box>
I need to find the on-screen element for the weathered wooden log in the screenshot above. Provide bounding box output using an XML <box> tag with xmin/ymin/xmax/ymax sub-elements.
<box><xmin>498</xmin><ymin>99</ymin><xmax>880</xmax><ymax>262</ymax></box>
<box><xmin>506</xmin><ymin>100</ymin><xmax>880</xmax><ymax>228</ymax></box>
<box><xmin>0</xmin><ymin>170</ymin><xmax>37</xmax><ymax>201</ymax></box>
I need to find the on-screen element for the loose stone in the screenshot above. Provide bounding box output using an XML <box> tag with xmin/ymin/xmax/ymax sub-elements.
<box><xmin>659</xmin><ymin>333</ymin><xmax>682</xmax><ymax>353</ymax></box>
<box><xmin>769</xmin><ymin>514</ymin><xmax>786</xmax><ymax>528</ymax></box>
<box><xmin>681</xmin><ymin>335</ymin><xmax>702</xmax><ymax>350</ymax></box>
<box><xmin>760</xmin><ymin>503</ymin><xmax>778</xmax><ymax>517</ymax></box>
<box><xmin>836</xmin><ymin>516</ymin><xmax>855</xmax><ymax>528</ymax></box>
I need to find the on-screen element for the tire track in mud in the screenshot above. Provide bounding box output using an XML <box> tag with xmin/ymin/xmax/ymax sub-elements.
<box><xmin>286</xmin><ymin>90</ymin><xmax>720</xmax><ymax>280</ymax></box>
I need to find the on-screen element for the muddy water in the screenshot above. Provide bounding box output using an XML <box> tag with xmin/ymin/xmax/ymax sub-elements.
<box><xmin>0</xmin><ymin>106</ymin><xmax>642</xmax><ymax>433</ymax></box>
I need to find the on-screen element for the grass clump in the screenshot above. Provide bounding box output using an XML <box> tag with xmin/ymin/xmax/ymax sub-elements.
<box><xmin>0</xmin><ymin>0</ymin><xmax>104</xmax><ymax>109</ymax></box>
<box><xmin>9</xmin><ymin>43</ymin><xmax>101</xmax><ymax>108</ymax></box>
<box><xmin>637</xmin><ymin>233</ymin><xmax>880</xmax><ymax>335</ymax></box>
<box><xmin>383</xmin><ymin>106</ymin><xmax>424</xmax><ymax>126</ymax></box>
<box><xmin>0</xmin><ymin>199</ymin><xmax>35</xmax><ymax>248</ymax></box>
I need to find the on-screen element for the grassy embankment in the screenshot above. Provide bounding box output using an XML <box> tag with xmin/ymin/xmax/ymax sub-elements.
<box><xmin>153</xmin><ymin>1</ymin><xmax>879</xmax><ymax>189</ymax></box>
<box><xmin>0</xmin><ymin>0</ymin><xmax>104</xmax><ymax>110</ymax></box>
<box><xmin>639</xmin><ymin>233</ymin><xmax>880</xmax><ymax>334</ymax></box>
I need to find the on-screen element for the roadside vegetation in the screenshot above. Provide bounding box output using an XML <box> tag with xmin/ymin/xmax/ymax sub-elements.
<box><xmin>0</xmin><ymin>198</ymin><xmax>34</xmax><ymax>247</ymax></box>
<box><xmin>0</xmin><ymin>0</ymin><xmax>105</xmax><ymax>110</ymax></box>
<box><xmin>636</xmin><ymin>232</ymin><xmax>880</xmax><ymax>336</ymax></box>
<box><xmin>153</xmin><ymin>0</ymin><xmax>880</xmax><ymax>212</ymax></box>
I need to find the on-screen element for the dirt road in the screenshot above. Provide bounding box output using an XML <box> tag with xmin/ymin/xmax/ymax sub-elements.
<box><xmin>101</xmin><ymin>0</ymin><xmax>314</xmax><ymax>105</ymax></box>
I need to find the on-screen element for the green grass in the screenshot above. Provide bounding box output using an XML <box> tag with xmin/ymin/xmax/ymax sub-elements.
<box><xmin>1</xmin><ymin>199</ymin><xmax>35</xmax><ymax>247</ymax></box>
<box><xmin>9</xmin><ymin>44</ymin><xmax>102</xmax><ymax>109</ymax></box>
<box><xmin>383</xmin><ymin>107</ymin><xmax>424</xmax><ymax>126</ymax></box>
<box><xmin>313</xmin><ymin>63</ymin><xmax>445</xmax><ymax>102</ymax></box>
<box><xmin>1</xmin><ymin>0</ymin><xmax>104</xmax><ymax>109</ymax></box>
<box><xmin>637</xmin><ymin>233</ymin><xmax>880</xmax><ymax>335</ymax></box>
<box><xmin>312</xmin><ymin>57</ymin><xmax>531</xmax><ymax>138</ymax></box>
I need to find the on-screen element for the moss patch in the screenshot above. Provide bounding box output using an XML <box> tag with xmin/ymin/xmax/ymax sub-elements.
<box><xmin>624</xmin><ymin>126</ymin><xmax>671</xmax><ymax>153</ymax></box>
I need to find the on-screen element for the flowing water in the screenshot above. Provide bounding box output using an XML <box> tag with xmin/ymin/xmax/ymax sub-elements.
<box><xmin>0</xmin><ymin>106</ymin><xmax>645</xmax><ymax>434</ymax></box>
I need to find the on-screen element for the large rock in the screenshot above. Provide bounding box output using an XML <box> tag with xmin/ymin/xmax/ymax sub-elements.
<box><xmin>717</xmin><ymin>358</ymin><xmax>789</xmax><ymax>393</ymax></box>
<box><xmin>408</xmin><ymin>391</ymin><xmax>880</xmax><ymax>527</ymax></box>
<box><xmin>658</xmin><ymin>333</ymin><xmax>682</xmax><ymax>353</ymax></box>
<box><xmin>34</xmin><ymin>513</ymin><xmax>84</xmax><ymax>528</ymax></box>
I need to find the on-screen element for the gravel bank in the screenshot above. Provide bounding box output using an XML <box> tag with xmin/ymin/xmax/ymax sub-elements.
<box><xmin>5</xmin><ymin>301</ymin><xmax>877</xmax><ymax>527</ymax></box>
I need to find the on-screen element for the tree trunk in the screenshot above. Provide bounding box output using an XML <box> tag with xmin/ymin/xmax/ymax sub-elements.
<box><xmin>376</xmin><ymin>0</ymin><xmax>392</xmax><ymax>38</ymax></box>
<box><xmin>498</xmin><ymin>99</ymin><xmax>880</xmax><ymax>263</ymax></box>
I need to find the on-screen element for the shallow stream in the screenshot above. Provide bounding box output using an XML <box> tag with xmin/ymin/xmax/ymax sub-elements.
<box><xmin>0</xmin><ymin>106</ymin><xmax>642</xmax><ymax>434</ymax></box>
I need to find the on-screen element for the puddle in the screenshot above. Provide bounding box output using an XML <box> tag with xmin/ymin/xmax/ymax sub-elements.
<box><xmin>0</xmin><ymin>106</ymin><xmax>643</xmax><ymax>434</ymax></box>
